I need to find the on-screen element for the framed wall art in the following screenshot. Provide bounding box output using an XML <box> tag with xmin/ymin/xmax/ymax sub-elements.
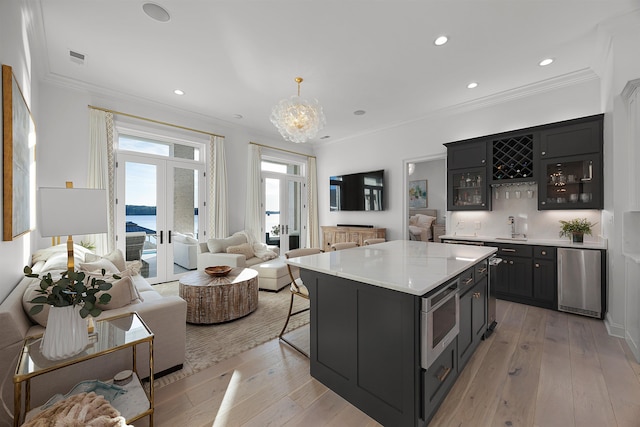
<box><xmin>409</xmin><ymin>180</ymin><xmax>427</xmax><ymax>209</ymax></box>
<box><xmin>3</xmin><ymin>64</ymin><xmax>35</xmax><ymax>241</ymax></box>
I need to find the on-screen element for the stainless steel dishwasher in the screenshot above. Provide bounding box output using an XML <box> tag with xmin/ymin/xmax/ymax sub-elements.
<box><xmin>557</xmin><ymin>247</ymin><xmax>602</xmax><ymax>318</ymax></box>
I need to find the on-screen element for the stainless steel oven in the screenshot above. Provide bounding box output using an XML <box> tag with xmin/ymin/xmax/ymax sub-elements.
<box><xmin>421</xmin><ymin>278</ymin><xmax>460</xmax><ymax>369</ymax></box>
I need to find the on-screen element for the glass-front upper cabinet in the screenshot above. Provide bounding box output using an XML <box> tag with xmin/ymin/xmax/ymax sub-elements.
<box><xmin>448</xmin><ymin>168</ymin><xmax>491</xmax><ymax>211</ymax></box>
<box><xmin>538</xmin><ymin>154</ymin><xmax>602</xmax><ymax>210</ymax></box>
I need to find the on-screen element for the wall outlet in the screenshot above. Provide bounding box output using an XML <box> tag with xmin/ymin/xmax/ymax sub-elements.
<box><xmin>457</xmin><ymin>221</ymin><xmax>465</xmax><ymax>229</ymax></box>
<box><xmin>474</xmin><ymin>221</ymin><xmax>481</xmax><ymax>230</ymax></box>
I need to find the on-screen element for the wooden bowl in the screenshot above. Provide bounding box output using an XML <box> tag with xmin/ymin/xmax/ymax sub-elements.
<box><xmin>205</xmin><ymin>266</ymin><xmax>232</xmax><ymax>276</ymax></box>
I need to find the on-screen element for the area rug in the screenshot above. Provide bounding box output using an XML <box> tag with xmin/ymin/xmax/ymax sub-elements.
<box><xmin>152</xmin><ymin>281</ymin><xmax>309</xmax><ymax>388</ymax></box>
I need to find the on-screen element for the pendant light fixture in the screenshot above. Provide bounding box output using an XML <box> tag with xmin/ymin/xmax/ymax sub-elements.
<box><xmin>270</xmin><ymin>77</ymin><xmax>326</xmax><ymax>143</ymax></box>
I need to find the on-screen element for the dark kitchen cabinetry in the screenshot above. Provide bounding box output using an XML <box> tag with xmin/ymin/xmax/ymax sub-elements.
<box><xmin>532</xmin><ymin>246</ymin><xmax>556</xmax><ymax>309</ymax></box>
<box><xmin>539</xmin><ymin>115</ymin><xmax>602</xmax><ymax>158</ymax></box>
<box><xmin>458</xmin><ymin>273</ymin><xmax>487</xmax><ymax>370</ymax></box>
<box><xmin>447</xmin><ymin>168</ymin><xmax>490</xmax><ymax>211</ymax></box>
<box><xmin>446</xmin><ymin>140</ymin><xmax>487</xmax><ymax>169</ymax></box>
<box><xmin>539</xmin><ymin>154</ymin><xmax>603</xmax><ymax>210</ymax></box>
<box><xmin>424</xmin><ymin>338</ymin><xmax>457</xmax><ymax>421</ymax></box>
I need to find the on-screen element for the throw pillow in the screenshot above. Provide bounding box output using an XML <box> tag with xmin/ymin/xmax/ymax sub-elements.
<box><xmin>84</xmin><ymin>250</ymin><xmax>126</xmax><ymax>272</ymax></box>
<box><xmin>78</xmin><ymin>258</ymin><xmax>120</xmax><ymax>275</ymax></box>
<box><xmin>96</xmin><ymin>276</ymin><xmax>140</xmax><ymax>310</ymax></box>
<box><xmin>207</xmin><ymin>234</ymin><xmax>246</xmax><ymax>253</ymax></box>
<box><xmin>226</xmin><ymin>243</ymin><xmax>254</xmax><ymax>259</ymax></box>
<box><xmin>42</xmin><ymin>252</ymin><xmax>85</xmax><ymax>273</ymax></box>
<box><xmin>415</xmin><ymin>214</ymin><xmax>436</xmax><ymax>229</ymax></box>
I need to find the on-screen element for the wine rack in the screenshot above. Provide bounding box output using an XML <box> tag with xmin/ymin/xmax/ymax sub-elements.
<box><xmin>491</xmin><ymin>134</ymin><xmax>534</xmax><ymax>181</ymax></box>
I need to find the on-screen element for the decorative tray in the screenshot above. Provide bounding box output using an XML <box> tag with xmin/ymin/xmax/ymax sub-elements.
<box><xmin>205</xmin><ymin>265</ymin><xmax>232</xmax><ymax>276</ymax></box>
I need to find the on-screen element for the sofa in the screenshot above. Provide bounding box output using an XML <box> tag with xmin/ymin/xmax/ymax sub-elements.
<box><xmin>197</xmin><ymin>232</ymin><xmax>291</xmax><ymax>291</ymax></box>
<box><xmin>173</xmin><ymin>232</ymin><xmax>198</xmax><ymax>270</ymax></box>
<box><xmin>0</xmin><ymin>244</ymin><xmax>187</xmax><ymax>426</ymax></box>
<box><xmin>409</xmin><ymin>213</ymin><xmax>437</xmax><ymax>241</ymax></box>
<box><xmin>197</xmin><ymin>232</ymin><xmax>279</xmax><ymax>270</ymax></box>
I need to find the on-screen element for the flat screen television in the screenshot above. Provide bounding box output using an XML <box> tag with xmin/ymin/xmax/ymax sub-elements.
<box><xmin>330</xmin><ymin>170</ymin><xmax>384</xmax><ymax>211</ymax></box>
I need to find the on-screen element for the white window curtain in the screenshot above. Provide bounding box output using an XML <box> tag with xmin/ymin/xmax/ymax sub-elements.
<box><xmin>208</xmin><ymin>135</ymin><xmax>228</xmax><ymax>238</ymax></box>
<box><xmin>307</xmin><ymin>157</ymin><xmax>319</xmax><ymax>248</ymax></box>
<box><xmin>244</xmin><ymin>144</ymin><xmax>262</xmax><ymax>241</ymax></box>
<box><xmin>87</xmin><ymin>109</ymin><xmax>115</xmax><ymax>255</ymax></box>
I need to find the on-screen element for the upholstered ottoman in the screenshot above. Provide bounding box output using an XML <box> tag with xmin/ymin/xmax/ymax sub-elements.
<box><xmin>251</xmin><ymin>258</ymin><xmax>291</xmax><ymax>291</ymax></box>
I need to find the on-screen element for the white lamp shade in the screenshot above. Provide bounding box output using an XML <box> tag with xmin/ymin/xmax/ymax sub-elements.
<box><xmin>39</xmin><ymin>187</ymin><xmax>108</xmax><ymax>237</ymax></box>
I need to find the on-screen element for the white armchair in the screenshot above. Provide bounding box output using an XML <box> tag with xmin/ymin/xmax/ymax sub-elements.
<box><xmin>409</xmin><ymin>214</ymin><xmax>436</xmax><ymax>241</ymax></box>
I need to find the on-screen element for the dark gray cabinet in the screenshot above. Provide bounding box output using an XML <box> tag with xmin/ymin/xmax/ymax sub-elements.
<box><xmin>532</xmin><ymin>246</ymin><xmax>556</xmax><ymax>309</ymax></box>
<box><xmin>447</xmin><ymin>168</ymin><xmax>490</xmax><ymax>211</ymax></box>
<box><xmin>539</xmin><ymin>115</ymin><xmax>602</xmax><ymax>158</ymax></box>
<box><xmin>424</xmin><ymin>338</ymin><xmax>457</xmax><ymax>420</ymax></box>
<box><xmin>458</xmin><ymin>276</ymin><xmax>487</xmax><ymax>370</ymax></box>
<box><xmin>305</xmin><ymin>270</ymin><xmax>421</xmax><ymax>427</ymax></box>
<box><xmin>445</xmin><ymin>140</ymin><xmax>487</xmax><ymax>169</ymax></box>
<box><xmin>539</xmin><ymin>153</ymin><xmax>603</xmax><ymax>210</ymax></box>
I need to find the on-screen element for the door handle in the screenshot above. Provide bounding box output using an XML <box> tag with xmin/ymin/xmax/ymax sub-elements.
<box><xmin>437</xmin><ymin>366</ymin><xmax>452</xmax><ymax>383</ymax></box>
<box><xmin>168</xmin><ymin>230</ymin><xmax>172</xmax><ymax>244</ymax></box>
<box><xmin>160</xmin><ymin>230</ymin><xmax>163</xmax><ymax>244</ymax></box>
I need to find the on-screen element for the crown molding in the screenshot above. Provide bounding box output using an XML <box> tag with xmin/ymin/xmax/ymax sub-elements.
<box><xmin>621</xmin><ymin>78</ymin><xmax>640</xmax><ymax>101</ymax></box>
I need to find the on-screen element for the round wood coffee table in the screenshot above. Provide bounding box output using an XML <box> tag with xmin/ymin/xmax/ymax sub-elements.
<box><xmin>179</xmin><ymin>268</ymin><xmax>259</xmax><ymax>324</ymax></box>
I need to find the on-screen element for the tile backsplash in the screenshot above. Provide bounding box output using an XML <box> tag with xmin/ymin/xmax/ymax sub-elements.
<box><xmin>448</xmin><ymin>184</ymin><xmax>603</xmax><ymax>240</ymax></box>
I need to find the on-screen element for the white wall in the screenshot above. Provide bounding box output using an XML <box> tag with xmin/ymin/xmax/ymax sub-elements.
<box><xmin>314</xmin><ymin>77</ymin><xmax>602</xmax><ymax>241</ymax></box>
<box><xmin>408</xmin><ymin>158</ymin><xmax>446</xmax><ymax>223</ymax></box>
<box><xmin>36</xmin><ymin>81</ymin><xmax>313</xmax><ymax>249</ymax></box>
<box><xmin>0</xmin><ymin>0</ymin><xmax>38</xmax><ymax>302</ymax></box>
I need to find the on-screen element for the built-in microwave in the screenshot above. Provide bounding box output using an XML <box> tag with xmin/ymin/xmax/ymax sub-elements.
<box><xmin>421</xmin><ymin>278</ymin><xmax>460</xmax><ymax>369</ymax></box>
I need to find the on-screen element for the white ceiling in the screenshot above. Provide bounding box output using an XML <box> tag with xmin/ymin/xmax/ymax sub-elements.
<box><xmin>32</xmin><ymin>0</ymin><xmax>640</xmax><ymax>143</ymax></box>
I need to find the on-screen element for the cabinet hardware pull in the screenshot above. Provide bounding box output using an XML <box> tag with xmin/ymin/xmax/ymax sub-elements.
<box><xmin>477</xmin><ymin>267</ymin><xmax>487</xmax><ymax>273</ymax></box>
<box><xmin>464</xmin><ymin>277</ymin><xmax>473</xmax><ymax>285</ymax></box>
<box><xmin>541</xmin><ymin>251</ymin><xmax>547</xmax><ymax>255</ymax></box>
<box><xmin>502</xmin><ymin>248</ymin><xmax>516</xmax><ymax>252</ymax></box>
<box><xmin>473</xmin><ymin>292</ymin><xmax>481</xmax><ymax>298</ymax></box>
<box><xmin>535</xmin><ymin>263</ymin><xmax>540</xmax><ymax>268</ymax></box>
<box><xmin>437</xmin><ymin>366</ymin><xmax>452</xmax><ymax>382</ymax></box>
<box><xmin>510</xmin><ymin>260</ymin><xmax>514</xmax><ymax>265</ymax></box>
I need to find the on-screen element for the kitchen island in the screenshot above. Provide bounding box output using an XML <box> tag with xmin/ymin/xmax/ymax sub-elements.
<box><xmin>286</xmin><ymin>240</ymin><xmax>497</xmax><ymax>426</ymax></box>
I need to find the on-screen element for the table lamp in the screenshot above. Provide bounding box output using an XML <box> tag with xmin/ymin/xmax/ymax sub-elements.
<box><xmin>39</xmin><ymin>183</ymin><xmax>108</xmax><ymax>272</ymax></box>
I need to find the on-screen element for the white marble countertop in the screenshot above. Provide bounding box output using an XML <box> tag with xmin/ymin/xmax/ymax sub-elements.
<box><xmin>439</xmin><ymin>234</ymin><xmax>607</xmax><ymax>250</ymax></box>
<box><xmin>285</xmin><ymin>240</ymin><xmax>497</xmax><ymax>296</ymax></box>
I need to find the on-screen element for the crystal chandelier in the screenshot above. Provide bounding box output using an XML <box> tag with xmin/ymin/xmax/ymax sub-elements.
<box><xmin>270</xmin><ymin>77</ymin><xmax>326</xmax><ymax>143</ymax></box>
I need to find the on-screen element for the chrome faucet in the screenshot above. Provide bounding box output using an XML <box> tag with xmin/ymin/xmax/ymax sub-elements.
<box><xmin>508</xmin><ymin>216</ymin><xmax>516</xmax><ymax>238</ymax></box>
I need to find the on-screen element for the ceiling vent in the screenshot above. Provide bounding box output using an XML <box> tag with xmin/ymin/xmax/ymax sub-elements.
<box><xmin>69</xmin><ymin>50</ymin><xmax>86</xmax><ymax>65</ymax></box>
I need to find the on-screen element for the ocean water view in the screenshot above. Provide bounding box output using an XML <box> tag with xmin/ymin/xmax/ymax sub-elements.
<box><xmin>126</xmin><ymin>215</ymin><xmax>199</xmax><ymax>236</ymax></box>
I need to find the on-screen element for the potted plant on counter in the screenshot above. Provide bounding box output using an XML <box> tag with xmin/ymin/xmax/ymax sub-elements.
<box><xmin>559</xmin><ymin>218</ymin><xmax>596</xmax><ymax>243</ymax></box>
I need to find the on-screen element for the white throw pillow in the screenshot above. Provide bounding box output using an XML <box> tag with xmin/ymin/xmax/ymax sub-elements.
<box><xmin>226</xmin><ymin>243</ymin><xmax>254</xmax><ymax>259</ymax></box>
<box><xmin>207</xmin><ymin>234</ymin><xmax>246</xmax><ymax>253</ymax></box>
<box><xmin>415</xmin><ymin>214</ymin><xmax>436</xmax><ymax>229</ymax></box>
<box><xmin>78</xmin><ymin>258</ymin><xmax>120</xmax><ymax>275</ymax></box>
<box><xmin>84</xmin><ymin>249</ymin><xmax>127</xmax><ymax>272</ymax></box>
<box><xmin>96</xmin><ymin>276</ymin><xmax>141</xmax><ymax>310</ymax></box>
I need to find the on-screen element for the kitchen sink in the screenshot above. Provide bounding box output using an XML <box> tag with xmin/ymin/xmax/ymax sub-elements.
<box><xmin>495</xmin><ymin>237</ymin><xmax>528</xmax><ymax>242</ymax></box>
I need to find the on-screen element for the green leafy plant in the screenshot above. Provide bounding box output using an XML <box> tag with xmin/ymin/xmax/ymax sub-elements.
<box><xmin>24</xmin><ymin>266</ymin><xmax>115</xmax><ymax>318</ymax></box>
<box><xmin>559</xmin><ymin>218</ymin><xmax>596</xmax><ymax>238</ymax></box>
<box><xmin>271</xmin><ymin>225</ymin><xmax>280</xmax><ymax>236</ymax></box>
<box><xmin>79</xmin><ymin>240</ymin><xmax>96</xmax><ymax>251</ymax></box>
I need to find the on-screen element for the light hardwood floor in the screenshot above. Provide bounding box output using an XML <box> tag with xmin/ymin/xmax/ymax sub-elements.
<box><xmin>144</xmin><ymin>300</ymin><xmax>640</xmax><ymax>427</ymax></box>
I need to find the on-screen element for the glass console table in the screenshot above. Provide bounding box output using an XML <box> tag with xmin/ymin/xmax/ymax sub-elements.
<box><xmin>13</xmin><ymin>312</ymin><xmax>154</xmax><ymax>426</ymax></box>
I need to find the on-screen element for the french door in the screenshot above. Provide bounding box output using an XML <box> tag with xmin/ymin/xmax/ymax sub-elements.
<box><xmin>116</xmin><ymin>153</ymin><xmax>204</xmax><ymax>284</ymax></box>
<box><xmin>263</xmin><ymin>174</ymin><xmax>305</xmax><ymax>253</ymax></box>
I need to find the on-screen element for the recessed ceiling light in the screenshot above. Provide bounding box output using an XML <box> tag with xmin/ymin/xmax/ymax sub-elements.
<box><xmin>434</xmin><ymin>35</ymin><xmax>448</xmax><ymax>46</ymax></box>
<box><xmin>353</xmin><ymin>110</ymin><xmax>366</xmax><ymax>116</ymax></box>
<box><xmin>143</xmin><ymin>3</ymin><xmax>171</xmax><ymax>22</ymax></box>
<box><xmin>539</xmin><ymin>58</ymin><xmax>554</xmax><ymax>66</ymax></box>
<box><xmin>467</xmin><ymin>82</ymin><xmax>478</xmax><ymax>89</ymax></box>
<box><xmin>233</xmin><ymin>114</ymin><xmax>243</xmax><ymax>119</ymax></box>
<box><xmin>174</xmin><ymin>89</ymin><xmax>184</xmax><ymax>95</ymax></box>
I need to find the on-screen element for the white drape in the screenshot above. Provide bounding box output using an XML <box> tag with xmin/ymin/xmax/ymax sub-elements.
<box><xmin>244</xmin><ymin>144</ymin><xmax>263</xmax><ymax>241</ymax></box>
<box><xmin>208</xmin><ymin>136</ymin><xmax>228</xmax><ymax>238</ymax></box>
<box><xmin>87</xmin><ymin>110</ymin><xmax>115</xmax><ymax>255</ymax></box>
<box><xmin>307</xmin><ymin>157</ymin><xmax>319</xmax><ymax>248</ymax></box>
